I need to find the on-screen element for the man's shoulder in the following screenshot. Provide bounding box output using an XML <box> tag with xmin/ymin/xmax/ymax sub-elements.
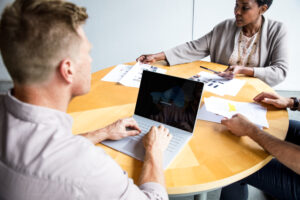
<box><xmin>7</xmin><ymin>134</ymin><xmax>112</xmax><ymax>182</ymax></box>
<box><xmin>39</xmin><ymin>136</ymin><xmax>108</xmax><ymax>175</ymax></box>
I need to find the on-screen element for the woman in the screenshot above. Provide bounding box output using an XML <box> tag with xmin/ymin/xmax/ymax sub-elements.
<box><xmin>136</xmin><ymin>0</ymin><xmax>288</xmax><ymax>87</ymax></box>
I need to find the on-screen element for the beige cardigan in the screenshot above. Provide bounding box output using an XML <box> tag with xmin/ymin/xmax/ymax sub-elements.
<box><xmin>164</xmin><ymin>16</ymin><xmax>288</xmax><ymax>86</ymax></box>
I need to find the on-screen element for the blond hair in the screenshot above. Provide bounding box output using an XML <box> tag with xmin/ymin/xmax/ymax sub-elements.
<box><xmin>0</xmin><ymin>0</ymin><xmax>88</xmax><ymax>84</ymax></box>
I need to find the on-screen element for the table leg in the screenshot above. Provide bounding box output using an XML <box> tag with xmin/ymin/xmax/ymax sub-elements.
<box><xmin>194</xmin><ymin>192</ymin><xmax>207</xmax><ymax>200</ymax></box>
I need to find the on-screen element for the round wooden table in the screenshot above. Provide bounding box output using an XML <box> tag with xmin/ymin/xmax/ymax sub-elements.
<box><xmin>68</xmin><ymin>61</ymin><xmax>288</xmax><ymax>195</ymax></box>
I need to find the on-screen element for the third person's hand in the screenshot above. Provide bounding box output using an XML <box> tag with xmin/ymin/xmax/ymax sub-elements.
<box><xmin>221</xmin><ymin>114</ymin><xmax>259</xmax><ymax>137</ymax></box>
<box><xmin>254</xmin><ymin>92</ymin><xmax>293</xmax><ymax>109</ymax></box>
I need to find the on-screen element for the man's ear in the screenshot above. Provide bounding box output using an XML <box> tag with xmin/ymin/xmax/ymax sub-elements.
<box><xmin>58</xmin><ymin>59</ymin><xmax>75</xmax><ymax>84</ymax></box>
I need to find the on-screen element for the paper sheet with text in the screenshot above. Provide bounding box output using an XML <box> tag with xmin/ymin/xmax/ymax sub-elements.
<box><xmin>190</xmin><ymin>71</ymin><xmax>245</xmax><ymax>96</ymax></box>
<box><xmin>203</xmin><ymin>96</ymin><xmax>269</xmax><ymax>128</ymax></box>
<box><xmin>101</xmin><ymin>62</ymin><xmax>166</xmax><ymax>88</ymax></box>
<box><xmin>101</xmin><ymin>64</ymin><xmax>132</xmax><ymax>82</ymax></box>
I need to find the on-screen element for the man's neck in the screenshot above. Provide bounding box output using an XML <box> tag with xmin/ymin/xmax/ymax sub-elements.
<box><xmin>242</xmin><ymin>16</ymin><xmax>262</xmax><ymax>37</ymax></box>
<box><xmin>13</xmin><ymin>83</ymin><xmax>71</xmax><ymax>112</ymax></box>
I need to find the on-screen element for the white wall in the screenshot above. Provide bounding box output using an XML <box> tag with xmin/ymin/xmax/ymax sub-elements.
<box><xmin>0</xmin><ymin>0</ymin><xmax>193</xmax><ymax>82</ymax></box>
<box><xmin>71</xmin><ymin>0</ymin><xmax>194</xmax><ymax>72</ymax></box>
<box><xmin>0</xmin><ymin>0</ymin><xmax>299</xmax><ymax>91</ymax></box>
<box><xmin>193</xmin><ymin>0</ymin><xmax>300</xmax><ymax>91</ymax></box>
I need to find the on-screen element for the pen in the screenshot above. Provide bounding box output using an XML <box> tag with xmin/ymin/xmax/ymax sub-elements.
<box><xmin>224</xmin><ymin>65</ymin><xmax>231</xmax><ymax>72</ymax></box>
<box><xmin>200</xmin><ymin>66</ymin><xmax>220</xmax><ymax>74</ymax></box>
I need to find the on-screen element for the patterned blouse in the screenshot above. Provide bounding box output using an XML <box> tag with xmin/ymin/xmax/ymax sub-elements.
<box><xmin>229</xmin><ymin>30</ymin><xmax>261</xmax><ymax>68</ymax></box>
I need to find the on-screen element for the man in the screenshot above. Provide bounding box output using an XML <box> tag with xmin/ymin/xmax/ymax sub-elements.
<box><xmin>220</xmin><ymin>92</ymin><xmax>300</xmax><ymax>199</ymax></box>
<box><xmin>0</xmin><ymin>0</ymin><xmax>172</xmax><ymax>199</ymax></box>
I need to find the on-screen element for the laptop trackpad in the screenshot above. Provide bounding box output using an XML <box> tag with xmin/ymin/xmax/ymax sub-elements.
<box><xmin>122</xmin><ymin>139</ymin><xmax>145</xmax><ymax>160</ymax></box>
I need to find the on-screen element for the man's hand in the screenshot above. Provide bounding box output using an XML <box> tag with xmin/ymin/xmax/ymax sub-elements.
<box><xmin>254</xmin><ymin>92</ymin><xmax>293</xmax><ymax>109</ymax></box>
<box><xmin>143</xmin><ymin>125</ymin><xmax>172</xmax><ymax>153</ymax></box>
<box><xmin>139</xmin><ymin>125</ymin><xmax>172</xmax><ymax>186</ymax></box>
<box><xmin>80</xmin><ymin>118</ymin><xmax>141</xmax><ymax>144</ymax></box>
<box><xmin>221</xmin><ymin>114</ymin><xmax>259</xmax><ymax>137</ymax></box>
<box><xmin>218</xmin><ymin>65</ymin><xmax>254</xmax><ymax>79</ymax></box>
<box><xmin>103</xmin><ymin>118</ymin><xmax>141</xmax><ymax>140</ymax></box>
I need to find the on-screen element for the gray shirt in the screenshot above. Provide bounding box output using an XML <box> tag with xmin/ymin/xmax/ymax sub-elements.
<box><xmin>164</xmin><ymin>16</ymin><xmax>288</xmax><ymax>86</ymax></box>
<box><xmin>0</xmin><ymin>91</ymin><xmax>168</xmax><ymax>200</ymax></box>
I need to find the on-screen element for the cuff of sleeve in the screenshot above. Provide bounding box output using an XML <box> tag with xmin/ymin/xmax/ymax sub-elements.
<box><xmin>163</xmin><ymin>49</ymin><xmax>176</xmax><ymax>66</ymax></box>
<box><xmin>253</xmin><ymin>67</ymin><xmax>266</xmax><ymax>81</ymax></box>
<box><xmin>139</xmin><ymin>182</ymin><xmax>168</xmax><ymax>200</ymax></box>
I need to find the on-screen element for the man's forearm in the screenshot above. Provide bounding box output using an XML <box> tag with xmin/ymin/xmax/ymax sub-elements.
<box><xmin>80</xmin><ymin>129</ymin><xmax>108</xmax><ymax>144</ymax></box>
<box><xmin>248</xmin><ymin>129</ymin><xmax>300</xmax><ymax>174</ymax></box>
<box><xmin>138</xmin><ymin>150</ymin><xmax>165</xmax><ymax>186</ymax></box>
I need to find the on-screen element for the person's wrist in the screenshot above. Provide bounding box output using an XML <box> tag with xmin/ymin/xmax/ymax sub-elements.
<box><xmin>156</xmin><ymin>52</ymin><xmax>166</xmax><ymax>61</ymax></box>
<box><xmin>245</xmin><ymin>124</ymin><xmax>260</xmax><ymax>138</ymax></box>
<box><xmin>287</xmin><ymin>98</ymin><xmax>294</xmax><ymax>109</ymax></box>
<box><xmin>145</xmin><ymin>146</ymin><xmax>164</xmax><ymax>158</ymax></box>
<box><xmin>144</xmin><ymin>147</ymin><xmax>164</xmax><ymax>165</ymax></box>
<box><xmin>95</xmin><ymin>128</ymin><xmax>109</xmax><ymax>142</ymax></box>
<box><xmin>80</xmin><ymin>129</ymin><xmax>108</xmax><ymax>144</ymax></box>
<box><xmin>289</xmin><ymin>97</ymin><xmax>299</xmax><ymax>111</ymax></box>
<box><xmin>241</xmin><ymin>67</ymin><xmax>254</xmax><ymax>76</ymax></box>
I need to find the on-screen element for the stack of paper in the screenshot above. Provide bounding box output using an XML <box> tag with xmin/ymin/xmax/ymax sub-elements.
<box><xmin>190</xmin><ymin>71</ymin><xmax>245</xmax><ymax>96</ymax></box>
<box><xmin>101</xmin><ymin>62</ymin><xmax>166</xmax><ymax>88</ymax></box>
<box><xmin>197</xmin><ymin>97</ymin><xmax>269</xmax><ymax>128</ymax></box>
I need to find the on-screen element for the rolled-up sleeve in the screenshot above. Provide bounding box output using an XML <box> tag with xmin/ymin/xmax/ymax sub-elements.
<box><xmin>117</xmin><ymin>177</ymin><xmax>168</xmax><ymax>200</ymax></box>
<box><xmin>139</xmin><ymin>182</ymin><xmax>168</xmax><ymax>200</ymax></box>
<box><xmin>164</xmin><ymin>31</ymin><xmax>212</xmax><ymax>66</ymax></box>
<box><xmin>79</xmin><ymin>143</ymin><xmax>168</xmax><ymax>200</ymax></box>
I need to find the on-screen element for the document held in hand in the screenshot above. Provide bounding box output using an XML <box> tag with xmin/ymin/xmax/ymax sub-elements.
<box><xmin>203</xmin><ymin>96</ymin><xmax>269</xmax><ymax>128</ymax></box>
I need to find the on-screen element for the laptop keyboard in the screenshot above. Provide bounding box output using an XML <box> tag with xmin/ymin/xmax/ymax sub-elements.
<box><xmin>131</xmin><ymin>120</ymin><xmax>186</xmax><ymax>153</ymax></box>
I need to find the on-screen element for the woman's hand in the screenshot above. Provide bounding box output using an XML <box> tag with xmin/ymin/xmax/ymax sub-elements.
<box><xmin>218</xmin><ymin>65</ymin><xmax>254</xmax><ymax>79</ymax></box>
<box><xmin>136</xmin><ymin>52</ymin><xmax>166</xmax><ymax>64</ymax></box>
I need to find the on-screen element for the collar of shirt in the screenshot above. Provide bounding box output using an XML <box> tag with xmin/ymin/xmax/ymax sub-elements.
<box><xmin>4</xmin><ymin>90</ymin><xmax>73</xmax><ymax>130</ymax></box>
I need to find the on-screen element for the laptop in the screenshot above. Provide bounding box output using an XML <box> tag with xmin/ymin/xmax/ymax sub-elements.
<box><xmin>102</xmin><ymin>71</ymin><xmax>204</xmax><ymax>169</ymax></box>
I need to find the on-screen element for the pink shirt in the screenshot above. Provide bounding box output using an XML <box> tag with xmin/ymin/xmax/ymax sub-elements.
<box><xmin>0</xmin><ymin>91</ymin><xmax>168</xmax><ymax>200</ymax></box>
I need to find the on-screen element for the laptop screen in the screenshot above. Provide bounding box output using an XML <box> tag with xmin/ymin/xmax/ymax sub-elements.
<box><xmin>135</xmin><ymin>71</ymin><xmax>204</xmax><ymax>133</ymax></box>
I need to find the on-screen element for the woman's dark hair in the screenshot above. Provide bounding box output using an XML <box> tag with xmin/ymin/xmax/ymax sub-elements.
<box><xmin>256</xmin><ymin>0</ymin><xmax>273</xmax><ymax>9</ymax></box>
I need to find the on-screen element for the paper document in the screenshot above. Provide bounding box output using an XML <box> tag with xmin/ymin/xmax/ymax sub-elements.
<box><xmin>190</xmin><ymin>71</ymin><xmax>245</xmax><ymax>96</ymax></box>
<box><xmin>204</xmin><ymin>96</ymin><xmax>269</xmax><ymax>128</ymax></box>
<box><xmin>119</xmin><ymin>62</ymin><xmax>166</xmax><ymax>88</ymax></box>
<box><xmin>197</xmin><ymin>104</ymin><xmax>224</xmax><ymax>123</ymax></box>
<box><xmin>102</xmin><ymin>62</ymin><xmax>166</xmax><ymax>88</ymax></box>
<box><xmin>101</xmin><ymin>64</ymin><xmax>132</xmax><ymax>82</ymax></box>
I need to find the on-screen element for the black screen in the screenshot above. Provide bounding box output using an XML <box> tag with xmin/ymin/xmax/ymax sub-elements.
<box><xmin>135</xmin><ymin>71</ymin><xmax>204</xmax><ymax>133</ymax></box>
